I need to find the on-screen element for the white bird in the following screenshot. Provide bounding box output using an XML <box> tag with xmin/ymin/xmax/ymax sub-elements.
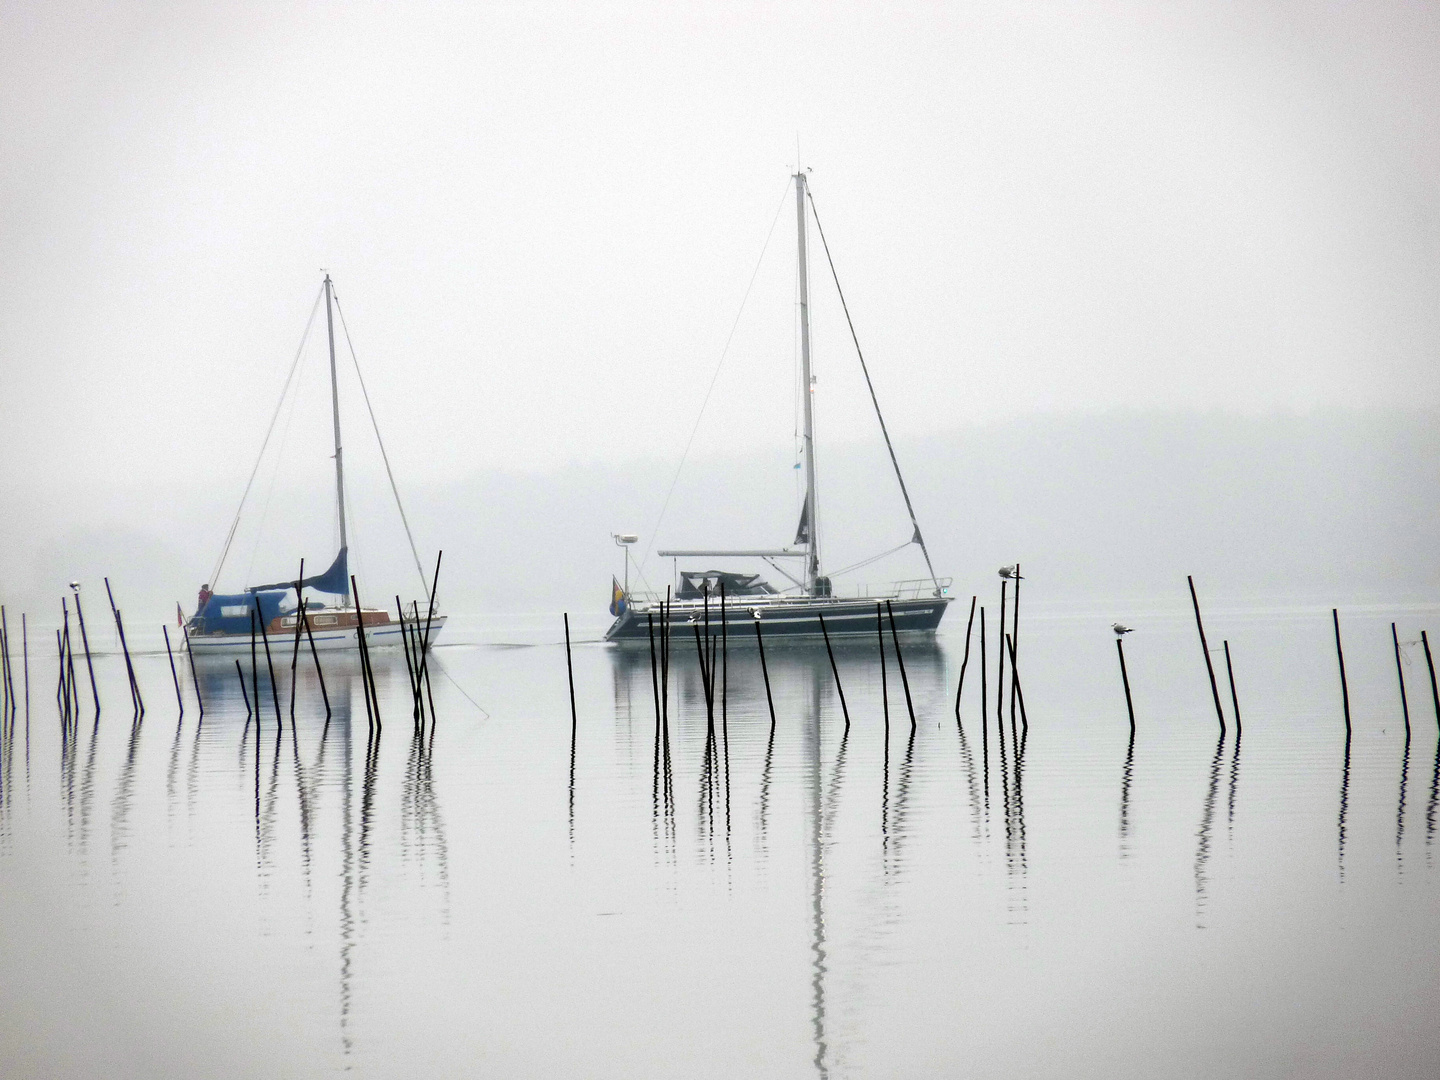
<box><xmin>1113</xmin><ymin>623</ymin><xmax>1135</xmax><ymax>636</ymax></box>
<box><xmin>998</xmin><ymin>565</ymin><xmax>1024</xmax><ymax>580</ymax></box>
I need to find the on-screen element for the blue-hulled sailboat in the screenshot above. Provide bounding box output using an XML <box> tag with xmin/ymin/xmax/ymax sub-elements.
<box><xmin>185</xmin><ymin>275</ymin><xmax>445</xmax><ymax>655</ymax></box>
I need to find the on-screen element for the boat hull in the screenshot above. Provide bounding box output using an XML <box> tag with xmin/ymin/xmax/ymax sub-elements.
<box><xmin>185</xmin><ymin>615</ymin><xmax>446</xmax><ymax>656</ymax></box>
<box><xmin>603</xmin><ymin>596</ymin><xmax>949</xmax><ymax>643</ymax></box>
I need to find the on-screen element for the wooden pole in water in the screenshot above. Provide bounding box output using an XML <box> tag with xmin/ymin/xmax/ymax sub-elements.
<box><xmin>1393</xmin><ymin>622</ymin><xmax>1411</xmax><ymax>736</ymax></box>
<box><xmin>753</xmin><ymin>614</ymin><xmax>775</xmax><ymax>733</ymax></box>
<box><xmin>1223</xmin><ymin>640</ymin><xmax>1242</xmax><ymax>737</ymax></box>
<box><xmin>817</xmin><ymin>612</ymin><xmax>850</xmax><ymax>732</ymax></box>
<box><xmin>1006</xmin><ymin>632</ymin><xmax>1028</xmax><ymax>731</ymax></box>
<box><xmin>564</xmin><ymin>613</ymin><xmax>577</xmax><ymax>738</ymax></box>
<box><xmin>258</xmin><ymin>601</ymin><xmax>282</xmax><ymax>728</ymax></box>
<box><xmin>1010</xmin><ymin>564</ymin><xmax>1021</xmax><ymax>724</ymax></box>
<box><xmin>692</xmin><ymin>619</ymin><xmax>714</xmax><ymax>728</ymax></box>
<box><xmin>397</xmin><ymin>595</ymin><xmax>421</xmax><ymax>726</ymax></box>
<box><xmin>414</xmin><ymin>552</ymin><xmax>443</xmax><ymax>722</ymax></box>
<box><xmin>1116</xmin><ymin>637</ymin><xmax>1135</xmax><ymax>733</ymax></box>
<box><xmin>350</xmin><ymin>575</ymin><xmax>381</xmax><ymax>731</ymax></box>
<box><xmin>70</xmin><ymin>591</ymin><xmax>100</xmax><ymax>722</ymax></box>
<box><xmin>980</xmin><ymin>606</ymin><xmax>988</xmax><ymax>755</ymax></box>
<box><xmin>886</xmin><ymin>600</ymin><xmax>915</xmax><ymax>729</ymax></box>
<box><xmin>22</xmin><ymin>613</ymin><xmax>29</xmax><ymax>730</ymax></box>
<box><xmin>163</xmin><ymin>626</ymin><xmax>183</xmax><ymax>716</ymax></box>
<box><xmin>877</xmin><ymin>602</ymin><xmax>889</xmax><ymax>728</ymax></box>
<box><xmin>301</xmin><ymin>605</ymin><xmax>330</xmax><ymax>722</ymax></box>
<box><xmin>720</xmin><ymin>582</ymin><xmax>728</xmax><ymax>744</ymax></box>
<box><xmin>647</xmin><ymin>612</ymin><xmax>661</xmax><ymax>738</ymax></box>
<box><xmin>1187</xmin><ymin>576</ymin><xmax>1225</xmax><ymax>733</ymax></box>
<box><xmin>1422</xmin><ymin>631</ymin><xmax>1439</xmax><ymax>728</ymax></box>
<box><xmin>997</xmin><ymin>578</ymin><xmax>1008</xmax><ymax>727</ymax></box>
<box><xmin>236</xmin><ymin>660</ymin><xmax>252</xmax><ymax>718</ymax></box>
<box><xmin>1333</xmin><ymin>608</ymin><xmax>1351</xmax><ymax>736</ymax></box>
<box><xmin>105</xmin><ymin>578</ymin><xmax>141</xmax><ymax>714</ymax></box>
<box><xmin>289</xmin><ymin>562</ymin><xmax>306</xmax><ymax>723</ymax></box>
<box><xmin>249</xmin><ymin>606</ymin><xmax>261</xmax><ymax>731</ymax></box>
<box><xmin>181</xmin><ymin>619</ymin><xmax>203</xmax><ymax>718</ymax></box>
<box><xmin>954</xmin><ymin>595</ymin><xmax>976</xmax><ymax>720</ymax></box>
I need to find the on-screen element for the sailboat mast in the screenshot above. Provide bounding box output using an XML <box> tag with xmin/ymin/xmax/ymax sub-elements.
<box><xmin>323</xmin><ymin>274</ymin><xmax>350</xmax><ymax>604</ymax></box>
<box><xmin>795</xmin><ymin>171</ymin><xmax>820</xmax><ymax>595</ymax></box>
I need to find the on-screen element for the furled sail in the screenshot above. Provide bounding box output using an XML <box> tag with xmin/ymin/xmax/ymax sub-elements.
<box><xmin>247</xmin><ymin>546</ymin><xmax>348</xmax><ymax>595</ymax></box>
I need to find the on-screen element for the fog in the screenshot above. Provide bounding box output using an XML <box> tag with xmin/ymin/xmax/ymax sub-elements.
<box><xmin>1</xmin><ymin>407</ymin><xmax>1433</xmax><ymax>624</ymax></box>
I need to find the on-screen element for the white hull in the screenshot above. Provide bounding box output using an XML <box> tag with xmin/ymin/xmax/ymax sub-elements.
<box><xmin>186</xmin><ymin>615</ymin><xmax>446</xmax><ymax>657</ymax></box>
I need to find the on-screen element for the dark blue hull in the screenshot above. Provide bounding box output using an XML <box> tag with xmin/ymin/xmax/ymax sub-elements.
<box><xmin>604</xmin><ymin>594</ymin><xmax>950</xmax><ymax>643</ymax></box>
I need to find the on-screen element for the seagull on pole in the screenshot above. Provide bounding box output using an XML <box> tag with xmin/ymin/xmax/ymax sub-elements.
<box><xmin>1113</xmin><ymin>623</ymin><xmax>1135</xmax><ymax>637</ymax></box>
<box><xmin>998</xmin><ymin>565</ymin><xmax>1023</xmax><ymax>580</ymax></box>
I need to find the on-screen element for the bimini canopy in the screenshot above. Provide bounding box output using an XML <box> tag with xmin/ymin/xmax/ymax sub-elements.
<box><xmin>676</xmin><ymin>570</ymin><xmax>778</xmax><ymax>600</ymax></box>
<box><xmin>247</xmin><ymin>547</ymin><xmax>348</xmax><ymax>595</ymax></box>
<box><xmin>192</xmin><ymin>590</ymin><xmax>288</xmax><ymax>636</ymax></box>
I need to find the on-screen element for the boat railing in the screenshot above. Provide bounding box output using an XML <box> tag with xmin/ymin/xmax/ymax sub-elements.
<box><xmin>620</xmin><ymin>576</ymin><xmax>952</xmax><ymax>609</ymax></box>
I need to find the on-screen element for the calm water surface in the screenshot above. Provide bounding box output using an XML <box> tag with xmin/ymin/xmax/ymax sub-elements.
<box><xmin>2</xmin><ymin>597</ymin><xmax>1438</xmax><ymax>1078</ymax></box>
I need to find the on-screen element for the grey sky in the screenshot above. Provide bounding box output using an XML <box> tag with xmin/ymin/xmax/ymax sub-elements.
<box><xmin>2</xmin><ymin>0</ymin><xmax>1438</xmax><ymax>493</ymax></box>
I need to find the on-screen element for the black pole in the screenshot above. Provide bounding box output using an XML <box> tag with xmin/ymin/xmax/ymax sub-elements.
<box><xmin>236</xmin><ymin>659</ymin><xmax>252</xmax><ymax>718</ymax></box>
<box><xmin>886</xmin><ymin>600</ymin><xmax>915</xmax><ymax>728</ymax></box>
<box><xmin>954</xmin><ymin>595</ymin><xmax>976</xmax><ymax>720</ymax></box>
<box><xmin>647</xmin><ymin>613</ymin><xmax>662</xmax><ymax>741</ymax></box>
<box><xmin>564</xmin><ymin>613</ymin><xmax>577</xmax><ymax>738</ymax></box>
<box><xmin>1116</xmin><ymin>637</ymin><xmax>1135</xmax><ymax>733</ymax></box>
<box><xmin>105</xmin><ymin>577</ymin><xmax>141</xmax><ymax>714</ymax></box>
<box><xmin>1006</xmin><ymin>632</ymin><xmax>1028</xmax><ymax>731</ymax></box>
<box><xmin>349</xmin><ymin>588</ymin><xmax>373</xmax><ymax>732</ymax></box>
<box><xmin>1188</xmin><ymin>576</ymin><xmax>1225</xmax><ymax>733</ymax></box>
<box><xmin>1393</xmin><ymin>622</ymin><xmax>1411</xmax><ymax>736</ymax></box>
<box><xmin>877</xmin><ymin>602</ymin><xmax>889</xmax><ymax>728</ymax></box>
<box><xmin>249</xmin><ymin>606</ymin><xmax>260</xmax><ymax>731</ymax></box>
<box><xmin>289</xmin><ymin>561</ymin><xmax>305</xmax><ymax>723</ymax></box>
<box><xmin>1223</xmin><ymin>640</ymin><xmax>1242</xmax><ymax>738</ymax></box>
<box><xmin>397</xmin><ymin>595</ymin><xmax>421</xmax><ymax>725</ymax></box>
<box><xmin>257</xmin><ymin>599</ymin><xmax>282</xmax><ymax>728</ymax></box>
<box><xmin>692</xmin><ymin>620</ymin><xmax>714</xmax><ymax>728</ymax></box>
<box><xmin>70</xmin><ymin>592</ymin><xmax>100</xmax><ymax>721</ymax></box>
<box><xmin>1423</xmin><ymin>631</ymin><xmax>1439</xmax><ymax>728</ymax></box>
<box><xmin>181</xmin><ymin>620</ymin><xmax>203</xmax><ymax>718</ymax></box>
<box><xmin>754</xmin><ymin>615</ymin><xmax>775</xmax><ymax>733</ymax></box>
<box><xmin>22</xmin><ymin>612</ymin><xmax>29</xmax><ymax>733</ymax></box>
<box><xmin>1011</xmin><ymin>564</ymin><xmax>1021</xmax><ymax>724</ymax></box>
<box><xmin>301</xmin><ymin>603</ymin><xmax>330</xmax><ymax>722</ymax></box>
<box><xmin>997</xmin><ymin>578</ymin><xmax>1008</xmax><ymax>727</ymax></box>
<box><xmin>163</xmin><ymin>626</ymin><xmax>183</xmax><ymax>716</ymax></box>
<box><xmin>414</xmin><ymin>552</ymin><xmax>443</xmax><ymax>722</ymax></box>
<box><xmin>1333</xmin><ymin>608</ymin><xmax>1351</xmax><ymax>736</ymax></box>
<box><xmin>720</xmin><ymin>583</ymin><xmax>728</xmax><ymax>747</ymax></box>
<box><xmin>350</xmin><ymin>575</ymin><xmax>381</xmax><ymax>731</ymax></box>
<box><xmin>817</xmin><ymin>612</ymin><xmax>850</xmax><ymax>732</ymax></box>
<box><xmin>980</xmin><ymin>606</ymin><xmax>989</xmax><ymax>797</ymax></box>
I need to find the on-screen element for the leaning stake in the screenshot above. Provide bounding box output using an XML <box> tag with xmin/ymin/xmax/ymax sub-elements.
<box><xmin>1188</xmin><ymin>575</ymin><xmax>1225</xmax><ymax>733</ymax></box>
<box><xmin>1333</xmin><ymin>608</ymin><xmax>1351</xmax><ymax>736</ymax></box>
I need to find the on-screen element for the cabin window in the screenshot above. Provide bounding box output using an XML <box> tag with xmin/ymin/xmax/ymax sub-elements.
<box><xmin>314</xmin><ymin>615</ymin><xmax>337</xmax><ymax>626</ymax></box>
<box><xmin>220</xmin><ymin>606</ymin><xmax>249</xmax><ymax>618</ymax></box>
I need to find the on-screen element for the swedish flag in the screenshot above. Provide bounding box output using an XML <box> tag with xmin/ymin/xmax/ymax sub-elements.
<box><xmin>609</xmin><ymin>576</ymin><xmax>628</xmax><ymax>617</ymax></box>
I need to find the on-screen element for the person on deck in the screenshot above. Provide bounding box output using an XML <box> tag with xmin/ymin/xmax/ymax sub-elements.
<box><xmin>197</xmin><ymin>583</ymin><xmax>213</xmax><ymax>612</ymax></box>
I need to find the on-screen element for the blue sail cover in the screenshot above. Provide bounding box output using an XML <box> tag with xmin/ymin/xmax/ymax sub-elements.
<box><xmin>191</xmin><ymin>548</ymin><xmax>348</xmax><ymax>635</ymax></box>
<box><xmin>193</xmin><ymin>590</ymin><xmax>288</xmax><ymax>636</ymax></box>
<box><xmin>246</xmin><ymin>547</ymin><xmax>349</xmax><ymax>596</ymax></box>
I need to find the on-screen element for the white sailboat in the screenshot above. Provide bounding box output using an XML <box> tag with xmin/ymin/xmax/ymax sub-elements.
<box><xmin>604</xmin><ymin>172</ymin><xmax>951</xmax><ymax>642</ymax></box>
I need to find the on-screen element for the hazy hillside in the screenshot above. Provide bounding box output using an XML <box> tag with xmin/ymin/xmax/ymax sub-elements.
<box><xmin>1</xmin><ymin>408</ymin><xmax>1435</xmax><ymax>623</ymax></box>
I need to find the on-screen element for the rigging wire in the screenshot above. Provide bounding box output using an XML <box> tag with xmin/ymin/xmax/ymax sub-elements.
<box><xmin>330</xmin><ymin>289</ymin><xmax>432</xmax><ymax>600</ymax></box>
<box><xmin>636</xmin><ymin>178</ymin><xmax>793</xmax><ymax>580</ymax></box>
<box><xmin>242</xmin><ymin>346</ymin><xmax>308</xmax><ymax>588</ymax></box>
<box><xmin>824</xmin><ymin>538</ymin><xmax>914</xmax><ymax>580</ymax></box>
<box><xmin>805</xmin><ymin>188</ymin><xmax>940</xmax><ymax>591</ymax></box>
<box><xmin>210</xmin><ymin>284</ymin><xmax>326</xmax><ymax>591</ymax></box>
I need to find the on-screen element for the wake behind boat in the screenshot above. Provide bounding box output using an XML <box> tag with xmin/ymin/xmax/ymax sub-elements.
<box><xmin>605</xmin><ymin>171</ymin><xmax>951</xmax><ymax>643</ymax></box>
<box><xmin>184</xmin><ymin>274</ymin><xmax>445</xmax><ymax>657</ymax></box>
